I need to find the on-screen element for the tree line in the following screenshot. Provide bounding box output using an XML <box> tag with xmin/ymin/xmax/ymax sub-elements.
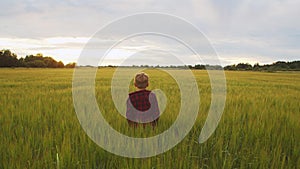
<box><xmin>223</xmin><ymin>61</ymin><xmax>300</xmax><ymax>71</ymax></box>
<box><xmin>0</xmin><ymin>49</ymin><xmax>75</xmax><ymax>68</ymax></box>
<box><xmin>127</xmin><ymin>62</ymin><xmax>300</xmax><ymax>71</ymax></box>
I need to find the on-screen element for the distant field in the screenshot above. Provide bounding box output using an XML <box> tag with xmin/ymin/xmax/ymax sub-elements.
<box><xmin>0</xmin><ymin>68</ymin><xmax>299</xmax><ymax>169</ymax></box>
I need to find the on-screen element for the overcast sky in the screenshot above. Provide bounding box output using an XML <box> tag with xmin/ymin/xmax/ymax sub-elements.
<box><xmin>0</xmin><ymin>0</ymin><xmax>299</xmax><ymax>65</ymax></box>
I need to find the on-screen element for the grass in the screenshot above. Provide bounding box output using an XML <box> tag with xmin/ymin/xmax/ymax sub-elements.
<box><xmin>0</xmin><ymin>68</ymin><xmax>299</xmax><ymax>168</ymax></box>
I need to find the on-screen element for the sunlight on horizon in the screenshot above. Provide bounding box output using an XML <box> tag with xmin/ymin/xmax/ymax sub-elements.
<box><xmin>0</xmin><ymin>36</ymin><xmax>287</xmax><ymax>66</ymax></box>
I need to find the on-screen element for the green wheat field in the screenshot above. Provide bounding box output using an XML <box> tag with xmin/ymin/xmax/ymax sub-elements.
<box><xmin>0</xmin><ymin>68</ymin><xmax>299</xmax><ymax>169</ymax></box>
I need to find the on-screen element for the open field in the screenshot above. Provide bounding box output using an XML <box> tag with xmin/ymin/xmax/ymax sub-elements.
<box><xmin>0</xmin><ymin>68</ymin><xmax>299</xmax><ymax>169</ymax></box>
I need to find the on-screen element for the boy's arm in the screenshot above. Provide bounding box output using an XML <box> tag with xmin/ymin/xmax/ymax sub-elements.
<box><xmin>126</xmin><ymin>98</ymin><xmax>138</xmax><ymax>127</ymax></box>
<box><xmin>150</xmin><ymin>93</ymin><xmax>160</xmax><ymax>126</ymax></box>
<box><xmin>154</xmin><ymin>93</ymin><xmax>160</xmax><ymax>117</ymax></box>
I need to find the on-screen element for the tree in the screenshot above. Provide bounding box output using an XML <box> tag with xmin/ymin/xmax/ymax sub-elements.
<box><xmin>273</xmin><ymin>61</ymin><xmax>289</xmax><ymax>70</ymax></box>
<box><xmin>44</xmin><ymin>57</ymin><xmax>58</xmax><ymax>68</ymax></box>
<box><xmin>194</xmin><ymin>64</ymin><xmax>205</xmax><ymax>70</ymax></box>
<box><xmin>26</xmin><ymin>60</ymin><xmax>47</xmax><ymax>67</ymax></box>
<box><xmin>23</xmin><ymin>54</ymin><xmax>65</xmax><ymax>68</ymax></box>
<box><xmin>0</xmin><ymin>49</ymin><xmax>19</xmax><ymax>67</ymax></box>
<box><xmin>65</xmin><ymin>62</ymin><xmax>76</xmax><ymax>68</ymax></box>
<box><xmin>224</xmin><ymin>64</ymin><xmax>237</xmax><ymax>70</ymax></box>
<box><xmin>57</xmin><ymin>61</ymin><xmax>64</xmax><ymax>68</ymax></box>
<box><xmin>236</xmin><ymin>63</ymin><xmax>252</xmax><ymax>70</ymax></box>
<box><xmin>289</xmin><ymin>61</ymin><xmax>300</xmax><ymax>70</ymax></box>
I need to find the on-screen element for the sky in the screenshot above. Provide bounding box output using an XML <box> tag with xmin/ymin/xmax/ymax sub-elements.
<box><xmin>0</xmin><ymin>0</ymin><xmax>299</xmax><ymax>66</ymax></box>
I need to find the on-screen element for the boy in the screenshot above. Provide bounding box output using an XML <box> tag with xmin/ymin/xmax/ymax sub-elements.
<box><xmin>126</xmin><ymin>72</ymin><xmax>160</xmax><ymax>128</ymax></box>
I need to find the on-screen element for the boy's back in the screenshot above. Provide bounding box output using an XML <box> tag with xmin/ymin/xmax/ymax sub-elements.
<box><xmin>128</xmin><ymin>89</ymin><xmax>152</xmax><ymax>111</ymax></box>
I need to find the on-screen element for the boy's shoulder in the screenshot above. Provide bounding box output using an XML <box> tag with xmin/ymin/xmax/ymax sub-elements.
<box><xmin>129</xmin><ymin>89</ymin><xmax>151</xmax><ymax>96</ymax></box>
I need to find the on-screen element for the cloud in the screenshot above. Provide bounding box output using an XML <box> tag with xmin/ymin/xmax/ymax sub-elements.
<box><xmin>0</xmin><ymin>0</ymin><xmax>299</xmax><ymax>65</ymax></box>
<box><xmin>0</xmin><ymin>37</ymin><xmax>87</xmax><ymax>63</ymax></box>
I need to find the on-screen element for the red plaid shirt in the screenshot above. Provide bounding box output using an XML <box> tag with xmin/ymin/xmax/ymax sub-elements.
<box><xmin>126</xmin><ymin>89</ymin><xmax>160</xmax><ymax>127</ymax></box>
